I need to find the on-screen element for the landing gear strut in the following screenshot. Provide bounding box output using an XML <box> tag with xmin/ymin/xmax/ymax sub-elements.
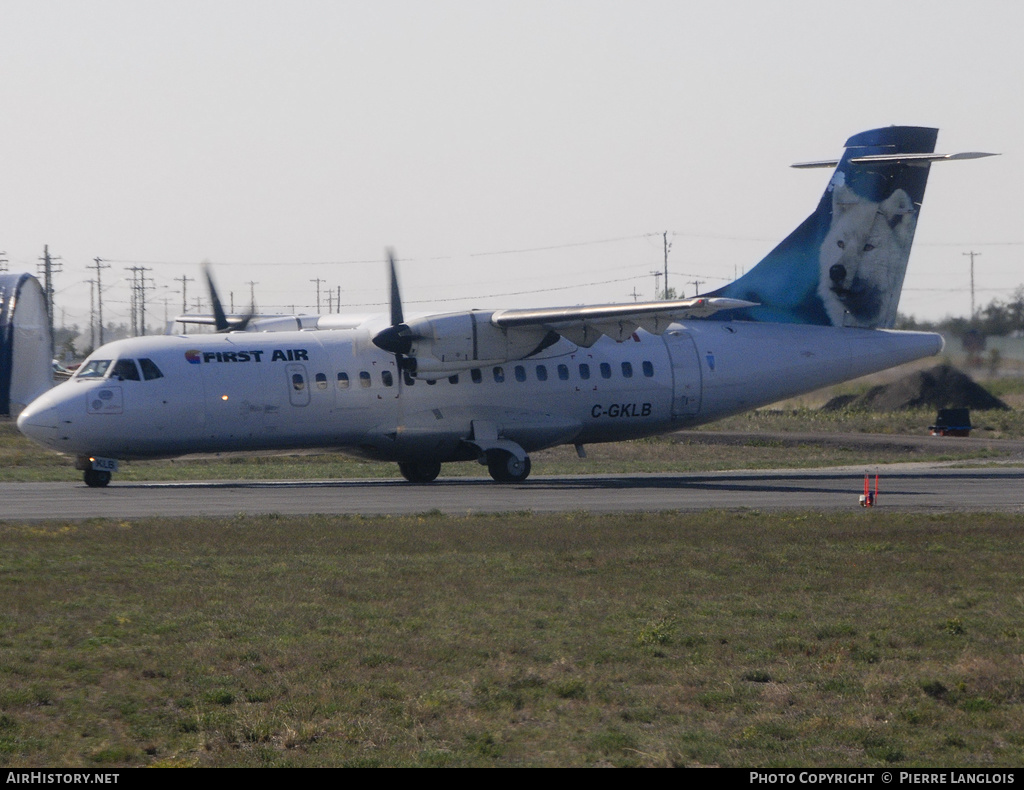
<box><xmin>398</xmin><ymin>460</ymin><xmax>442</xmax><ymax>484</ymax></box>
<box><xmin>487</xmin><ymin>450</ymin><xmax>531</xmax><ymax>483</ymax></box>
<box><xmin>83</xmin><ymin>469</ymin><xmax>112</xmax><ymax>488</ymax></box>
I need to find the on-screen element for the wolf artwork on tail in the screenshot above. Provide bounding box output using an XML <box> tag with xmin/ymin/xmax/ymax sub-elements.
<box><xmin>709</xmin><ymin>126</ymin><xmax>941</xmax><ymax>329</ymax></box>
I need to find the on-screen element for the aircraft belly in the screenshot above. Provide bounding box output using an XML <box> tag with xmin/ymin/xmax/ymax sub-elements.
<box><xmin>362</xmin><ymin>404</ymin><xmax>583</xmax><ymax>462</ymax></box>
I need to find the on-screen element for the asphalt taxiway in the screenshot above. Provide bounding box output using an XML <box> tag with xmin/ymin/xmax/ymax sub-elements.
<box><xmin>3</xmin><ymin>464</ymin><xmax>1023</xmax><ymax>520</ymax></box>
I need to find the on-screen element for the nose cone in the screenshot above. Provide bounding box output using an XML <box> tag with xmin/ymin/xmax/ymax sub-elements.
<box><xmin>16</xmin><ymin>396</ymin><xmax>62</xmax><ymax>448</ymax></box>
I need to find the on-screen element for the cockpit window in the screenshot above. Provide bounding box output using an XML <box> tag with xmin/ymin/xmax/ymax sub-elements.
<box><xmin>75</xmin><ymin>359</ymin><xmax>112</xmax><ymax>379</ymax></box>
<box><xmin>138</xmin><ymin>358</ymin><xmax>164</xmax><ymax>381</ymax></box>
<box><xmin>111</xmin><ymin>359</ymin><xmax>141</xmax><ymax>381</ymax></box>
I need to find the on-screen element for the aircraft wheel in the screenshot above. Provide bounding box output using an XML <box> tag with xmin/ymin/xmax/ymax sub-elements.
<box><xmin>83</xmin><ymin>469</ymin><xmax>112</xmax><ymax>488</ymax></box>
<box><xmin>398</xmin><ymin>460</ymin><xmax>441</xmax><ymax>484</ymax></box>
<box><xmin>487</xmin><ymin>451</ymin><xmax>531</xmax><ymax>483</ymax></box>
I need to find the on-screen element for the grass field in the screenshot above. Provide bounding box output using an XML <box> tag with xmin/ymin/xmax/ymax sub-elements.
<box><xmin>1</xmin><ymin>511</ymin><xmax>1023</xmax><ymax>767</ymax></box>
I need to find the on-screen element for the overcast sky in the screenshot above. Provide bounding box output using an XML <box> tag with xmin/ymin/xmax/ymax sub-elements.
<box><xmin>2</xmin><ymin>0</ymin><xmax>1020</xmax><ymax>334</ymax></box>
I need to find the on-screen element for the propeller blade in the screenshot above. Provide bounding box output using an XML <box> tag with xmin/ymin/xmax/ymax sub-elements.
<box><xmin>202</xmin><ymin>262</ymin><xmax>230</xmax><ymax>332</ymax></box>
<box><xmin>388</xmin><ymin>249</ymin><xmax>404</xmax><ymax>327</ymax></box>
<box><xmin>202</xmin><ymin>262</ymin><xmax>254</xmax><ymax>332</ymax></box>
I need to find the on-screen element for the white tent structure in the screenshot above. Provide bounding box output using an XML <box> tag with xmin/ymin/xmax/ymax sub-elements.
<box><xmin>0</xmin><ymin>273</ymin><xmax>53</xmax><ymax>417</ymax></box>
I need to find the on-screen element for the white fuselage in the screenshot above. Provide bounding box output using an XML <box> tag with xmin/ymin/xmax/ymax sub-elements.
<box><xmin>17</xmin><ymin>320</ymin><xmax>943</xmax><ymax>465</ymax></box>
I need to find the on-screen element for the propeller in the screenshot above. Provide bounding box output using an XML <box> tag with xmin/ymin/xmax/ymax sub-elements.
<box><xmin>202</xmin><ymin>262</ymin><xmax>253</xmax><ymax>333</ymax></box>
<box><xmin>371</xmin><ymin>250</ymin><xmax>417</xmax><ymax>376</ymax></box>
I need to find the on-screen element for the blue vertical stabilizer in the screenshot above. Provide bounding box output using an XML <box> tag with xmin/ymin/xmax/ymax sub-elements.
<box><xmin>709</xmin><ymin>126</ymin><xmax>938</xmax><ymax>328</ymax></box>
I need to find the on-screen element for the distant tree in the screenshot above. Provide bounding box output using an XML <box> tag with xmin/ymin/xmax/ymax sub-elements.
<box><xmin>894</xmin><ymin>313</ymin><xmax>936</xmax><ymax>331</ymax></box>
<box><xmin>53</xmin><ymin>325</ymin><xmax>80</xmax><ymax>362</ymax></box>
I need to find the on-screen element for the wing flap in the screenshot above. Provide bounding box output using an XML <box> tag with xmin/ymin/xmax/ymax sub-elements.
<box><xmin>493</xmin><ymin>297</ymin><xmax>754</xmax><ymax>346</ymax></box>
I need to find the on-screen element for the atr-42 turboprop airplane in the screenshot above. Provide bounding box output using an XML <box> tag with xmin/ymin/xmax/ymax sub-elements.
<box><xmin>18</xmin><ymin>127</ymin><xmax>995</xmax><ymax>486</ymax></box>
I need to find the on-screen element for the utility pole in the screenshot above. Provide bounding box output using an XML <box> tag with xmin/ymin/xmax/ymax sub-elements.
<box><xmin>337</xmin><ymin>286</ymin><xmax>341</xmax><ymax>314</ymax></box>
<box><xmin>310</xmin><ymin>277</ymin><xmax>325</xmax><ymax>313</ymax></box>
<box><xmin>87</xmin><ymin>279</ymin><xmax>96</xmax><ymax>351</ymax></box>
<box><xmin>175</xmin><ymin>274</ymin><xmax>194</xmax><ymax>314</ymax></box>
<box><xmin>689</xmin><ymin>279</ymin><xmax>705</xmax><ymax>298</ymax></box>
<box><xmin>125</xmin><ymin>266</ymin><xmax>152</xmax><ymax>336</ymax></box>
<box><xmin>963</xmin><ymin>251</ymin><xmax>981</xmax><ymax>319</ymax></box>
<box><xmin>246</xmin><ymin>280</ymin><xmax>258</xmax><ymax>311</ymax></box>
<box><xmin>0</xmin><ymin>252</ymin><xmax>7</xmax><ymax>272</ymax></box>
<box><xmin>650</xmin><ymin>271</ymin><xmax>662</xmax><ymax>301</ymax></box>
<box><xmin>37</xmin><ymin>245</ymin><xmax>63</xmax><ymax>353</ymax></box>
<box><xmin>90</xmin><ymin>257</ymin><xmax>111</xmax><ymax>346</ymax></box>
<box><xmin>663</xmin><ymin>231</ymin><xmax>671</xmax><ymax>299</ymax></box>
<box><xmin>138</xmin><ymin>267</ymin><xmax>151</xmax><ymax>335</ymax></box>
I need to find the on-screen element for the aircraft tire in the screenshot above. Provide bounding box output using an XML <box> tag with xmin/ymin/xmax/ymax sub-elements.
<box><xmin>398</xmin><ymin>460</ymin><xmax>441</xmax><ymax>484</ymax></box>
<box><xmin>83</xmin><ymin>469</ymin><xmax>112</xmax><ymax>488</ymax></box>
<box><xmin>487</xmin><ymin>451</ymin><xmax>531</xmax><ymax>483</ymax></box>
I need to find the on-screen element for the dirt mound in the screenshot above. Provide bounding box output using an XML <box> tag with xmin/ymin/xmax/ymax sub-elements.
<box><xmin>821</xmin><ymin>364</ymin><xmax>1009</xmax><ymax>412</ymax></box>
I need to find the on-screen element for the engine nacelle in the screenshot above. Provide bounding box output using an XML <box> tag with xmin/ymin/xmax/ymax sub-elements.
<box><xmin>403</xmin><ymin>311</ymin><xmax>554</xmax><ymax>379</ymax></box>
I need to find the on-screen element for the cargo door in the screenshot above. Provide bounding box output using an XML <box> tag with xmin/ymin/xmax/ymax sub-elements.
<box><xmin>664</xmin><ymin>330</ymin><xmax>702</xmax><ymax>417</ymax></box>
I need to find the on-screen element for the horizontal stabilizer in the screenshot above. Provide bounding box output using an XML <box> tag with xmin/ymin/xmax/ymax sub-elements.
<box><xmin>791</xmin><ymin>151</ymin><xmax>999</xmax><ymax>169</ymax></box>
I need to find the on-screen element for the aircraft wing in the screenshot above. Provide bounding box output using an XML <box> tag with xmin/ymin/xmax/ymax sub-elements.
<box><xmin>490</xmin><ymin>296</ymin><xmax>755</xmax><ymax>346</ymax></box>
<box><xmin>174</xmin><ymin>313</ymin><xmax>249</xmax><ymax>328</ymax></box>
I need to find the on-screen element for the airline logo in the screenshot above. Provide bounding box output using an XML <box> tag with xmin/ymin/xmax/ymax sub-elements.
<box><xmin>184</xmin><ymin>348</ymin><xmax>309</xmax><ymax>364</ymax></box>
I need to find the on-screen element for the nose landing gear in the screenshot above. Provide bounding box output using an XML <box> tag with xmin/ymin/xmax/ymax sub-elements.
<box><xmin>76</xmin><ymin>456</ymin><xmax>118</xmax><ymax>488</ymax></box>
<box><xmin>83</xmin><ymin>469</ymin><xmax>112</xmax><ymax>487</ymax></box>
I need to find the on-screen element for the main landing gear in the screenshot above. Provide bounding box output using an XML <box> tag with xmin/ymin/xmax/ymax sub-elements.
<box><xmin>398</xmin><ymin>460</ymin><xmax>442</xmax><ymax>483</ymax></box>
<box><xmin>83</xmin><ymin>469</ymin><xmax>112</xmax><ymax>488</ymax></box>
<box><xmin>396</xmin><ymin>450</ymin><xmax>532</xmax><ymax>484</ymax></box>
<box><xmin>486</xmin><ymin>450</ymin><xmax>532</xmax><ymax>483</ymax></box>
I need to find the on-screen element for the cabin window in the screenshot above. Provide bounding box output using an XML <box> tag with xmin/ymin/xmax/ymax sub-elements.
<box><xmin>600</xmin><ymin>362</ymin><xmax>611</xmax><ymax>379</ymax></box>
<box><xmin>76</xmin><ymin>359</ymin><xmax>112</xmax><ymax>379</ymax></box>
<box><xmin>621</xmin><ymin>361</ymin><xmax>633</xmax><ymax>379</ymax></box>
<box><xmin>536</xmin><ymin>365</ymin><xmax>548</xmax><ymax>382</ymax></box>
<box><xmin>514</xmin><ymin>365</ymin><xmax>526</xmax><ymax>382</ymax></box>
<box><xmin>557</xmin><ymin>364</ymin><xmax>569</xmax><ymax>381</ymax></box>
<box><xmin>381</xmin><ymin>370</ymin><xmax>394</xmax><ymax>387</ymax></box>
<box><xmin>579</xmin><ymin>363</ymin><xmax>591</xmax><ymax>380</ymax></box>
<box><xmin>359</xmin><ymin>371</ymin><xmax>372</xmax><ymax>388</ymax></box>
<box><xmin>493</xmin><ymin>366</ymin><xmax>505</xmax><ymax>383</ymax></box>
<box><xmin>292</xmin><ymin>373</ymin><xmax>306</xmax><ymax>391</ymax></box>
<box><xmin>471</xmin><ymin>369</ymin><xmax>482</xmax><ymax>383</ymax></box>
<box><xmin>642</xmin><ymin>361</ymin><xmax>655</xmax><ymax>378</ymax></box>
<box><xmin>315</xmin><ymin>372</ymin><xmax>328</xmax><ymax>390</ymax></box>
<box><xmin>138</xmin><ymin>358</ymin><xmax>164</xmax><ymax>381</ymax></box>
<box><xmin>111</xmin><ymin>359</ymin><xmax>141</xmax><ymax>381</ymax></box>
<box><xmin>337</xmin><ymin>372</ymin><xmax>350</xmax><ymax>389</ymax></box>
